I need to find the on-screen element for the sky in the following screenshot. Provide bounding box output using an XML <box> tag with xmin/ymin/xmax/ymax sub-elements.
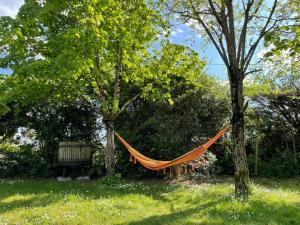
<box><xmin>0</xmin><ymin>0</ymin><xmax>23</xmax><ymax>17</ymax></box>
<box><xmin>168</xmin><ymin>23</ymin><xmax>227</xmax><ymax>80</ymax></box>
<box><xmin>0</xmin><ymin>0</ymin><xmax>227</xmax><ymax>79</ymax></box>
<box><xmin>0</xmin><ymin>0</ymin><xmax>24</xmax><ymax>75</ymax></box>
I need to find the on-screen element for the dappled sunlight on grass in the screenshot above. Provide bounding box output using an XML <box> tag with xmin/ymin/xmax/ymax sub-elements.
<box><xmin>0</xmin><ymin>178</ymin><xmax>299</xmax><ymax>225</ymax></box>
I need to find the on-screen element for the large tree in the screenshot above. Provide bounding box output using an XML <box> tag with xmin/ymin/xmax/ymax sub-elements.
<box><xmin>0</xmin><ymin>0</ymin><xmax>205</xmax><ymax>175</ymax></box>
<box><xmin>167</xmin><ymin>0</ymin><xmax>291</xmax><ymax>195</ymax></box>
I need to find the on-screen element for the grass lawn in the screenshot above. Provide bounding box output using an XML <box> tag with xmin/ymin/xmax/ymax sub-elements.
<box><xmin>0</xmin><ymin>177</ymin><xmax>299</xmax><ymax>225</ymax></box>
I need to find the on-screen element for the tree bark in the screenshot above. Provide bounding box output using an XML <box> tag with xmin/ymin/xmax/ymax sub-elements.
<box><xmin>255</xmin><ymin>137</ymin><xmax>259</xmax><ymax>177</ymax></box>
<box><xmin>230</xmin><ymin>74</ymin><xmax>249</xmax><ymax>195</ymax></box>
<box><xmin>292</xmin><ymin>134</ymin><xmax>297</xmax><ymax>165</ymax></box>
<box><xmin>105</xmin><ymin>121</ymin><xmax>115</xmax><ymax>176</ymax></box>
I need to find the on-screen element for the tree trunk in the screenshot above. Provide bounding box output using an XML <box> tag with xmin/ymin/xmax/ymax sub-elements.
<box><xmin>255</xmin><ymin>137</ymin><xmax>259</xmax><ymax>176</ymax></box>
<box><xmin>230</xmin><ymin>76</ymin><xmax>249</xmax><ymax>196</ymax></box>
<box><xmin>105</xmin><ymin>121</ymin><xmax>115</xmax><ymax>176</ymax></box>
<box><xmin>292</xmin><ymin>134</ymin><xmax>297</xmax><ymax>165</ymax></box>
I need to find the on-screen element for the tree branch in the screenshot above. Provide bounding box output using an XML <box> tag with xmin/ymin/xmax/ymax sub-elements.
<box><xmin>187</xmin><ymin>0</ymin><xmax>230</xmax><ymax>68</ymax></box>
<box><xmin>225</xmin><ymin>0</ymin><xmax>237</xmax><ymax>64</ymax></box>
<box><xmin>207</xmin><ymin>0</ymin><xmax>223</xmax><ymax>25</ymax></box>
<box><xmin>218</xmin><ymin>1</ymin><xmax>237</xmax><ymax>69</ymax></box>
<box><xmin>210</xmin><ymin>25</ymin><xmax>228</xmax><ymax>63</ymax></box>
<box><xmin>243</xmin><ymin>0</ymin><xmax>278</xmax><ymax>74</ymax></box>
<box><xmin>244</xmin><ymin>69</ymin><xmax>262</xmax><ymax>76</ymax></box>
<box><xmin>116</xmin><ymin>93</ymin><xmax>140</xmax><ymax>118</ymax></box>
<box><xmin>237</xmin><ymin>0</ymin><xmax>253</xmax><ymax>66</ymax></box>
<box><xmin>114</xmin><ymin>43</ymin><xmax>122</xmax><ymax>101</ymax></box>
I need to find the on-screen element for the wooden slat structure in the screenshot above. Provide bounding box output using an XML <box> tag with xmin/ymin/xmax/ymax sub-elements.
<box><xmin>58</xmin><ymin>141</ymin><xmax>91</xmax><ymax>164</ymax></box>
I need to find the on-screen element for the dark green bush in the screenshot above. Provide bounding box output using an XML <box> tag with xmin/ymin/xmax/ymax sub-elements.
<box><xmin>115</xmin><ymin>88</ymin><xmax>230</xmax><ymax>178</ymax></box>
<box><xmin>247</xmin><ymin>149</ymin><xmax>299</xmax><ymax>178</ymax></box>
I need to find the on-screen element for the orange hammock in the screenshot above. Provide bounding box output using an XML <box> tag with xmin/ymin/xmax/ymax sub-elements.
<box><xmin>114</xmin><ymin>125</ymin><xmax>229</xmax><ymax>175</ymax></box>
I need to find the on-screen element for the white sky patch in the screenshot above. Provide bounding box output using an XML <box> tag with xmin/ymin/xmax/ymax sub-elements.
<box><xmin>244</xmin><ymin>75</ymin><xmax>256</xmax><ymax>83</ymax></box>
<box><xmin>156</xmin><ymin>30</ymin><xmax>168</xmax><ymax>39</ymax></box>
<box><xmin>0</xmin><ymin>0</ymin><xmax>24</xmax><ymax>18</ymax></box>
<box><xmin>174</xmin><ymin>14</ymin><xmax>180</xmax><ymax>19</ymax></box>
<box><xmin>218</xmin><ymin>79</ymin><xmax>229</xmax><ymax>86</ymax></box>
<box><xmin>257</xmin><ymin>45</ymin><xmax>297</xmax><ymax>74</ymax></box>
<box><xmin>185</xmin><ymin>18</ymin><xmax>206</xmax><ymax>39</ymax></box>
<box><xmin>177</xmin><ymin>28</ymin><xmax>183</xmax><ymax>33</ymax></box>
<box><xmin>256</xmin><ymin>44</ymin><xmax>274</xmax><ymax>59</ymax></box>
<box><xmin>185</xmin><ymin>19</ymin><xmax>198</xmax><ymax>28</ymax></box>
<box><xmin>185</xmin><ymin>19</ymin><xmax>203</xmax><ymax>31</ymax></box>
<box><xmin>34</xmin><ymin>53</ymin><xmax>45</xmax><ymax>60</ymax></box>
<box><xmin>171</xmin><ymin>28</ymin><xmax>184</xmax><ymax>37</ymax></box>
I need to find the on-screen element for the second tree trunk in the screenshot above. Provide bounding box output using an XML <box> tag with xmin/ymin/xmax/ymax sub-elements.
<box><xmin>230</xmin><ymin>77</ymin><xmax>249</xmax><ymax>195</ymax></box>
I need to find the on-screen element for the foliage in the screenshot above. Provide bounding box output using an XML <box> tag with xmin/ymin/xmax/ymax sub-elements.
<box><xmin>246</xmin><ymin>0</ymin><xmax>299</xmax><ymax>96</ymax></box>
<box><xmin>247</xmin><ymin>151</ymin><xmax>300</xmax><ymax>178</ymax></box>
<box><xmin>243</xmin><ymin>2</ymin><xmax>300</xmax><ymax>178</ymax></box>
<box><xmin>184</xmin><ymin>152</ymin><xmax>218</xmax><ymax>179</ymax></box>
<box><xmin>264</xmin><ymin>0</ymin><xmax>300</xmax><ymax>58</ymax></box>
<box><xmin>0</xmin><ymin>0</ymin><xmax>203</xmax><ymax>120</ymax></box>
<box><xmin>214</xmin><ymin>139</ymin><xmax>235</xmax><ymax>175</ymax></box>
<box><xmin>0</xmin><ymin>178</ymin><xmax>299</xmax><ymax>224</ymax></box>
<box><xmin>244</xmin><ymin>93</ymin><xmax>300</xmax><ymax>178</ymax></box>
<box><xmin>0</xmin><ymin>99</ymin><xmax>103</xmax><ymax>177</ymax></box>
<box><xmin>244</xmin><ymin>51</ymin><xmax>299</xmax><ymax>96</ymax></box>
<box><xmin>0</xmin><ymin>143</ymin><xmax>46</xmax><ymax>177</ymax></box>
<box><xmin>264</xmin><ymin>25</ymin><xmax>300</xmax><ymax>57</ymax></box>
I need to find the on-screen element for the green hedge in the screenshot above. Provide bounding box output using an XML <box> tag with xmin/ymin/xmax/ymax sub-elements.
<box><xmin>0</xmin><ymin>143</ymin><xmax>48</xmax><ymax>177</ymax></box>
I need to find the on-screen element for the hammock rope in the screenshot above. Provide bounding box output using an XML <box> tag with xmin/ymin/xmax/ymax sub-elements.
<box><xmin>114</xmin><ymin>125</ymin><xmax>229</xmax><ymax>174</ymax></box>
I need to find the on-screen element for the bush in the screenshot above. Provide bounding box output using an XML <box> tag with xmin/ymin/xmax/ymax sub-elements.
<box><xmin>88</xmin><ymin>147</ymin><xmax>106</xmax><ymax>178</ymax></box>
<box><xmin>101</xmin><ymin>173</ymin><xmax>123</xmax><ymax>184</ymax></box>
<box><xmin>213</xmin><ymin>140</ymin><xmax>234</xmax><ymax>176</ymax></box>
<box><xmin>247</xmin><ymin>149</ymin><xmax>300</xmax><ymax>178</ymax></box>
<box><xmin>0</xmin><ymin>142</ymin><xmax>47</xmax><ymax>177</ymax></box>
<box><xmin>180</xmin><ymin>152</ymin><xmax>218</xmax><ymax>179</ymax></box>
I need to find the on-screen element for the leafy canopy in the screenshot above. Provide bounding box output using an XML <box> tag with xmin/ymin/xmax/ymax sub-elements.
<box><xmin>0</xmin><ymin>0</ymin><xmax>207</xmax><ymax>119</ymax></box>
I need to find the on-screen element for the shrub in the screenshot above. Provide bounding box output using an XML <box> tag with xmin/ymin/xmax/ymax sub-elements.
<box><xmin>182</xmin><ymin>152</ymin><xmax>218</xmax><ymax>179</ymax></box>
<box><xmin>247</xmin><ymin>149</ymin><xmax>299</xmax><ymax>178</ymax></box>
<box><xmin>0</xmin><ymin>142</ymin><xmax>46</xmax><ymax>177</ymax></box>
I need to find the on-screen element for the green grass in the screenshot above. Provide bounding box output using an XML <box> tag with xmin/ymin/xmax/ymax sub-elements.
<box><xmin>0</xmin><ymin>177</ymin><xmax>299</xmax><ymax>225</ymax></box>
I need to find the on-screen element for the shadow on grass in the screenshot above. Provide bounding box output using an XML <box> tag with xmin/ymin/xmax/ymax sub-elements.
<box><xmin>0</xmin><ymin>179</ymin><xmax>179</xmax><ymax>214</ymax></box>
<box><xmin>121</xmin><ymin>200</ymin><xmax>223</xmax><ymax>225</ymax></box>
<box><xmin>121</xmin><ymin>196</ymin><xmax>300</xmax><ymax>225</ymax></box>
